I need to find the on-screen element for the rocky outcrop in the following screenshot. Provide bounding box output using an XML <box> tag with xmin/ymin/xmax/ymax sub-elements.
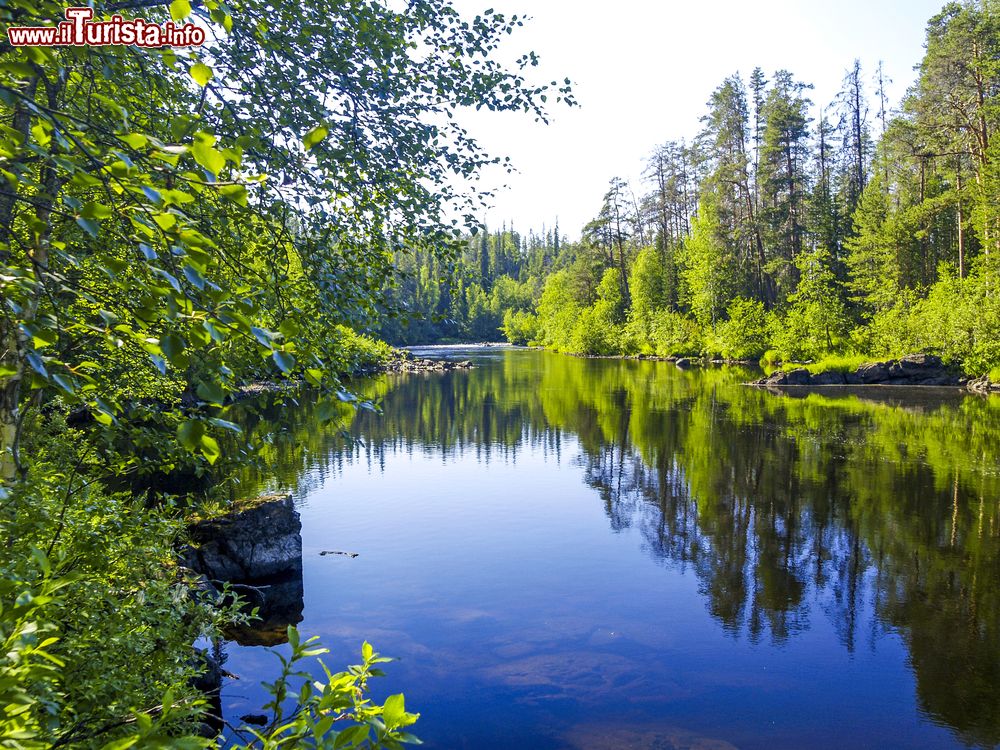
<box><xmin>183</xmin><ymin>493</ymin><xmax>305</xmax><ymax>647</ymax></box>
<box><xmin>752</xmin><ymin>354</ymin><xmax>964</xmax><ymax>388</ymax></box>
<box><xmin>186</xmin><ymin>493</ymin><xmax>302</xmax><ymax>581</ymax></box>
<box><xmin>379</xmin><ymin>353</ymin><xmax>474</xmax><ymax>374</ymax></box>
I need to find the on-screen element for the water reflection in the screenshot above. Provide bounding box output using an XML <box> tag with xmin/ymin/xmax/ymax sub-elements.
<box><xmin>227</xmin><ymin>350</ymin><xmax>1000</xmax><ymax>748</ymax></box>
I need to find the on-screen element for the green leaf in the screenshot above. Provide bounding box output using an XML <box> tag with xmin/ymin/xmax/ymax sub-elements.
<box><xmin>191</xmin><ymin>133</ymin><xmax>225</xmax><ymax>176</ymax></box>
<box><xmin>203</xmin><ymin>321</ymin><xmax>224</xmax><ymax>342</ymax></box>
<box><xmin>272</xmin><ymin>350</ymin><xmax>295</xmax><ymax>373</ymax></box>
<box><xmin>208</xmin><ymin>417</ymin><xmax>241</xmax><ymax>433</ymax></box>
<box><xmin>250</xmin><ymin>326</ymin><xmax>275</xmax><ymax>348</ymax></box>
<box><xmin>190</xmin><ymin>63</ymin><xmax>213</xmax><ymax>87</ymax></box>
<box><xmin>200</xmin><ymin>435</ymin><xmax>221</xmax><ymax>464</ymax></box>
<box><xmin>81</xmin><ymin>202</ymin><xmax>112</xmax><ymax>219</ymax></box>
<box><xmin>383</xmin><ymin>693</ymin><xmax>406</xmax><ymax>729</ymax></box>
<box><xmin>76</xmin><ymin>217</ymin><xmax>99</xmax><ymax>238</ymax></box>
<box><xmin>177</xmin><ymin>420</ymin><xmax>205</xmax><ymax>450</ymax></box>
<box><xmin>153</xmin><ymin>212</ymin><xmax>177</xmax><ymax>231</ymax></box>
<box><xmin>219</xmin><ymin>183</ymin><xmax>247</xmax><ymax>206</ymax></box>
<box><xmin>303</xmin><ymin>125</ymin><xmax>328</xmax><ymax>151</ymax></box>
<box><xmin>25</xmin><ymin>351</ymin><xmax>47</xmax><ymax>378</ymax></box>
<box><xmin>121</xmin><ymin>133</ymin><xmax>148</xmax><ymax>149</ymax></box>
<box><xmin>183</xmin><ymin>265</ymin><xmax>206</xmax><ymax>290</ymax></box>
<box><xmin>196</xmin><ymin>380</ymin><xmax>225</xmax><ymax>405</ymax></box>
<box><xmin>52</xmin><ymin>373</ymin><xmax>75</xmax><ymax>394</ymax></box>
<box><xmin>169</xmin><ymin>0</ymin><xmax>192</xmax><ymax>20</ymax></box>
<box><xmin>160</xmin><ymin>333</ymin><xmax>186</xmax><ymax>364</ymax></box>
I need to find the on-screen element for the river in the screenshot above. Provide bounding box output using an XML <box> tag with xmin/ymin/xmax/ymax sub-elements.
<box><xmin>220</xmin><ymin>346</ymin><xmax>1000</xmax><ymax>749</ymax></box>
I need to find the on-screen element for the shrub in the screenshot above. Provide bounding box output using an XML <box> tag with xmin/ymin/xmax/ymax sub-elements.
<box><xmin>715</xmin><ymin>297</ymin><xmax>770</xmax><ymax>360</ymax></box>
<box><xmin>570</xmin><ymin>307</ymin><xmax>617</xmax><ymax>355</ymax></box>
<box><xmin>501</xmin><ymin>309</ymin><xmax>540</xmax><ymax>345</ymax></box>
<box><xmin>649</xmin><ymin>310</ymin><xmax>703</xmax><ymax>357</ymax></box>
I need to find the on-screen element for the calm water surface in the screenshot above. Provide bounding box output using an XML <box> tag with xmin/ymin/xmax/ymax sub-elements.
<box><xmin>221</xmin><ymin>347</ymin><xmax>1000</xmax><ymax>749</ymax></box>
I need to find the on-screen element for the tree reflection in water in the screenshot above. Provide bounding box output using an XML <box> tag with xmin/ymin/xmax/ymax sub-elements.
<box><xmin>228</xmin><ymin>350</ymin><xmax>1000</xmax><ymax>748</ymax></box>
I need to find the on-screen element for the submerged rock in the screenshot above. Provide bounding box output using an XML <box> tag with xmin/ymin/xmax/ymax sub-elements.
<box><xmin>223</xmin><ymin>573</ymin><xmax>304</xmax><ymax>647</ymax></box>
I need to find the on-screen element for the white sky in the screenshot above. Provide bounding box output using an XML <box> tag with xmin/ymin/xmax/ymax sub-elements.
<box><xmin>450</xmin><ymin>0</ymin><xmax>946</xmax><ymax>241</ymax></box>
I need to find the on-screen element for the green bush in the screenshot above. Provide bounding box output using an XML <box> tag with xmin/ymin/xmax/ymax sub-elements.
<box><xmin>714</xmin><ymin>297</ymin><xmax>769</xmax><ymax>360</ymax></box>
<box><xmin>501</xmin><ymin>309</ymin><xmax>540</xmax><ymax>345</ymax></box>
<box><xmin>649</xmin><ymin>310</ymin><xmax>703</xmax><ymax>357</ymax></box>
<box><xmin>569</xmin><ymin>307</ymin><xmax>617</xmax><ymax>355</ymax></box>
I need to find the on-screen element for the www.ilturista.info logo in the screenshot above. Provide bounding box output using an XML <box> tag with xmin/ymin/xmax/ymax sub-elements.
<box><xmin>7</xmin><ymin>7</ymin><xmax>205</xmax><ymax>47</ymax></box>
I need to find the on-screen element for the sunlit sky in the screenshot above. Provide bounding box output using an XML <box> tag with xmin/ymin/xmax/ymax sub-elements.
<box><xmin>450</xmin><ymin>0</ymin><xmax>946</xmax><ymax>240</ymax></box>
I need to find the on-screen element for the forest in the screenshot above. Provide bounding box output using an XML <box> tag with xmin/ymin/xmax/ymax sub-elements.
<box><xmin>0</xmin><ymin>0</ymin><xmax>998</xmax><ymax>747</ymax></box>
<box><xmin>385</xmin><ymin>1</ymin><xmax>1000</xmax><ymax>380</ymax></box>
<box><xmin>0</xmin><ymin>0</ymin><xmax>570</xmax><ymax>746</ymax></box>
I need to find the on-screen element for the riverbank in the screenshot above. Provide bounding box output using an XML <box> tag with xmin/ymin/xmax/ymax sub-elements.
<box><xmin>751</xmin><ymin>353</ymin><xmax>1000</xmax><ymax>394</ymax></box>
<box><xmin>232</xmin><ymin>349</ymin><xmax>476</xmax><ymax>400</ymax></box>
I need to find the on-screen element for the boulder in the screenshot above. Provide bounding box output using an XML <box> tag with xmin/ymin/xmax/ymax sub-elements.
<box><xmin>811</xmin><ymin>371</ymin><xmax>846</xmax><ymax>385</ymax></box>
<box><xmin>187</xmin><ymin>493</ymin><xmax>302</xmax><ymax>581</ymax></box>
<box><xmin>896</xmin><ymin>353</ymin><xmax>944</xmax><ymax>373</ymax></box>
<box><xmin>184</xmin><ymin>493</ymin><xmax>305</xmax><ymax>648</ymax></box>
<box><xmin>857</xmin><ymin>362</ymin><xmax>889</xmax><ymax>383</ymax></box>
<box><xmin>674</xmin><ymin>358</ymin><xmax>691</xmax><ymax>369</ymax></box>
<box><xmin>784</xmin><ymin>368</ymin><xmax>812</xmax><ymax>385</ymax></box>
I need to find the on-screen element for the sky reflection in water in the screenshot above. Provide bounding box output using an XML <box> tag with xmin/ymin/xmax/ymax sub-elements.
<box><xmin>221</xmin><ymin>348</ymin><xmax>1000</xmax><ymax>750</ymax></box>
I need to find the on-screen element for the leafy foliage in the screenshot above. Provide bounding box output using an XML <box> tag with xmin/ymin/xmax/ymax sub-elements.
<box><xmin>0</xmin><ymin>0</ymin><xmax>569</xmax><ymax>745</ymax></box>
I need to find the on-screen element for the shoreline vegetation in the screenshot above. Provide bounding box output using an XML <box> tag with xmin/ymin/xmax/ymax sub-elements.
<box><xmin>0</xmin><ymin>0</ymin><xmax>565</xmax><ymax>745</ymax></box>
<box><xmin>381</xmin><ymin>1</ymin><xmax>1000</xmax><ymax>395</ymax></box>
<box><xmin>389</xmin><ymin>342</ymin><xmax>1000</xmax><ymax>394</ymax></box>
<box><xmin>1</xmin><ymin>0</ymin><xmax>998</xmax><ymax>747</ymax></box>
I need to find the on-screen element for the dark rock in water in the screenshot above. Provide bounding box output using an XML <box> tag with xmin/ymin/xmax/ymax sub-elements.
<box><xmin>857</xmin><ymin>362</ymin><xmax>889</xmax><ymax>383</ymax></box>
<box><xmin>784</xmin><ymin>368</ymin><xmax>812</xmax><ymax>385</ymax></box>
<box><xmin>811</xmin><ymin>370</ymin><xmax>846</xmax><ymax>385</ymax></box>
<box><xmin>184</xmin><ymin>493</ymin><xmax>305</xmax><ymax>647</ymax></box>
<box><xmin>240</xmin><ymin>714</ymin><xmax>268</xmax><ymax>726</ymax></box>
<box><xmin>751</xmin><ymin>352</ymin><xmax>966</xmax><ymax>389</ymax></box>
<box><xmin>187</xmin><ymin>493</ymin><xmax>301</xmax><ymax>581</ymax></box>
<box><xmin>674</xmin><ymin>358</ymin><xmax>691</xmax><ymax>369</ymax></box>
<box><xmin>223</xmin><ymin>572</ymin><xmax>304</xmax><ymax>647</ymax></box>
<box><xmin>762</xmin><ymin>371</ymin><xmax>788</xmax><ymax>386</ymax></box>
<box><xmin>897</xmin><ymin>353</ymin><xmax>943</xmax><ymax>372</ymax></box>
